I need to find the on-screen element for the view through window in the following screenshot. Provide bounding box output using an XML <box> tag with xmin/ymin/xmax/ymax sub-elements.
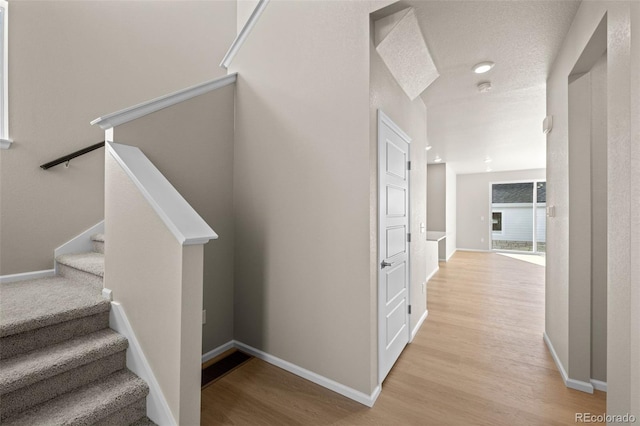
<box><xmin>491</xmin><ymin>181</ymin><xmax>546</xmax><ymax>253</ymax></box>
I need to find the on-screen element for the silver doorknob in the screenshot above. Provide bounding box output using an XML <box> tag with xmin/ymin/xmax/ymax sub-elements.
<box><xmin>381</xmin><ymin>260</ymin><xmax>393</xmax><ymax>268</ymax></box>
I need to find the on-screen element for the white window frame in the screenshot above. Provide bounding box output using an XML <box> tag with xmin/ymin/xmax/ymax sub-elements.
<box><xmin>0</xmin><ymin>0</ymin><xmax>10</xmax><ymax>149</ymax></box>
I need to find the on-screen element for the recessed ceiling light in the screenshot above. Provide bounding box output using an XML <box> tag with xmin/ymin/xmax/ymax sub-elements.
<box><xmin>484</xmin><ymin>157</ymin><xmax>492</xmax><ymax>163</ymax></box>
<box><xmin>425</xmin><ymin>145</ymin><xmax>432</xmax><ymax>151</ymax></box>
<box><xmin>434</xmin><ymin>156</ymin><xmax>442</xmax><ymax>163</ymax></box>
<box><xmin>486</xmin><ymin>167</ymin><xmax>493</xmax><ymax>172</ymax></box>
<box><xmin>477</xmin><ymin>81</ymin><xmax>492</xmax><ymax>93</ymax></box>
<box><xmin>473</xmin><ymin>61</ymin><xmax>495</xmax><ymax>74</ymax></box>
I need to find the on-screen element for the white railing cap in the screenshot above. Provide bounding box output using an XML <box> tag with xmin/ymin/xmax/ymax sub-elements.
<box><xmin>107</xmin><ymin>142</ymin><xmax>218</xmax><ymax>245</ymax></box>
<box><xmin>92</xmin><ymin>73</ymin><xmax>237</xmax><ymax>130</ymax></box>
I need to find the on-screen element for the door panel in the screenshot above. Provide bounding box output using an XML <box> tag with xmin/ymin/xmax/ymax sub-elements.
<box><xmin>378</xmin><ymin>110</ymin><xmax>411</xmax><ymax>384</ymax></box>
<box><xmin>385</xmin><ymin>262</ymin><xmax>406</xmax><ymax>304</ymax></box>
<box><xmin>386</xmin><ymin>226</ymin><xmax>406</xmax><ymax>258</ymax></box>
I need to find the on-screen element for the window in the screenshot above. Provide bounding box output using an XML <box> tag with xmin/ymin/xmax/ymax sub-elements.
<box><xmin>492</xmin><ymin>212</ymin><xmax>502</xmax><ymax>232</ymax></box>
<box><xmin>0</xmin><ymin>1</ymin><xmax>9</xmax><ymax>148</ymax></box>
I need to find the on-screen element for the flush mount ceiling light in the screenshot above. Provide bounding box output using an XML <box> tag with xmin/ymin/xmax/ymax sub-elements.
<box><xmin>473</xmin><ymin>61</ymin><xmax>495</xmax><ymax>74</ymax></box>
<box><xmin>425</xmin><ymin>145</ymin><xmax>433</xmax><ymax>151</ymax></box>
<box><xmin>477</xmin><ymin>81</ymin><xmax>492</xmax><ymax>93</ymax></box>
<box><xmin>434</xmin><ymin>156</ymin><xmax>442</xmax><ymax>163</ymax></box>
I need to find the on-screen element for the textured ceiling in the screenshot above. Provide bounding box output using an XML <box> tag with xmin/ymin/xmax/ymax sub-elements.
<box><xmin>405</xmin><ymin>0</ymin><xmax>581</xmax><ymax>174</ymax></box>
<box><xmin>375</xmin><ymin>8</ymin><xmax>440</xmax><ymax>100</ymax></box>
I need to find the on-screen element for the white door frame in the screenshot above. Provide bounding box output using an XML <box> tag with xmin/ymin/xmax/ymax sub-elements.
<box><xmin>377</xmin><ymin>110</ymin><xmax>411</xmax><ymax>385</ymax></box>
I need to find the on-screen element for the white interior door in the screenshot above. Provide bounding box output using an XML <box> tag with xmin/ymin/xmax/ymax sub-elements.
<box><xmin>378</xmin><ymin>110</ymin><xmax>411</xmax><ymax>384</ymax></box>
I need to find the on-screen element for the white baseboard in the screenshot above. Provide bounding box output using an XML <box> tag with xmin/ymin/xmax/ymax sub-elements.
<box><xmin>590</xmin><ymin>379</ymin><xmax>607</xmax><ymax>392</ymax></box>
<box><xmin>55</xmin><ymin>221</ymin><xmax>104</xmax><ymax>273</ymax></box>
<box><xmin>543</xmin><ymin>332</ymin><xmax>594</xmax><ymax>394</ymax></box>
<box><xmin>446</xmin><ymin>249</ymin><xmax>456</xmax><ymax>261</ymax></box>
<box><xmin>411</xmin><ymin>309</ymin><xmax>429</xmax><ymax>342</ymax></box>
<box><xmin>234</xmin><ymin>340</ymin><xmax>381</xmax><ymax>407</ymax></box>
<box><xmin>110</xmin><ymin>301</ymin><xmax>176</xmax><ymax>426</ymax></box>
<box><xmin>202</xmin><ymin>340</ymin><xmax>235</xmax><ymax>364</ymax></box>
<box><xmin>0</xmin><ymin>269</ymin><xmax>56</xmax><ymax>284</ymax></box>
<box><xmin>426</xmin><ymin>267</ymin><xmax>439</xmax><ymax>282</ymax></box>
<box><xmin>456</xmin><ymin>248</ymin><xmax>491</xmax><ymax>253</ymax></box>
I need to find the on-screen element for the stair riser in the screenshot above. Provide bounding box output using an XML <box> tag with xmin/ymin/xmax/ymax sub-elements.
<box><xmin>2</xmin><ymin>370</ymin><xmax>149</xmax><ymax>426</ymax></box>
<box><xmin>94</xmin><ymin>397</ymin><xmax>147</xmax><ymax>426</ymax></box>
<box><xmin>92</xmin><ymin>240</ymin><xmax>105</xmax><ymax>254</ymax></box>
<box><xmin>0</xmin><ymin>351</ymin><xmax>125</xmax><ymax>421</ymax></box>
<box><xmin>58</xmin><ymin>263</ymin><xmax>103</xmax><ymax>291</ymax></box>
<box><xmin>0</xmin><ymin>312</ymin><xmax>109</xmax><ymax>360</ymax></box>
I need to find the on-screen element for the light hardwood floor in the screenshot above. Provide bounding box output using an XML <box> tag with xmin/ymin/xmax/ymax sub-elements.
<box><xmin>201</xmin><ymin>251</ymin><xmax>605</xmax><ymax>425</ymax></box>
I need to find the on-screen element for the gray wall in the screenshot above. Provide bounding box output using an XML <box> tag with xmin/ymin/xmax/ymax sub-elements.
<box><xmin>112</xmin><ymin>87</ymin><xmax>236</xmax><ymax>356</ymax></box>
<box><xmin>0</xmin><ymin>1</ymin><xmax>236</xmax><ymax>275</ymax></box>
<box><xmin>590</xmin><ymin>52</ymin><xmax>607</xmax><ymax>383</ymax></box>
<box><xmin>427</xmin><ymin>164</ymin><xmax>446</xmax><ymax>231</ymax></box>
<box><xmin>456</xmin><ymin>169</ymin><xmax>546</xmax><ymax>251</ymax></box>
<box><xmin>230</xmin><ymin>0</ymin><xmax>391</xmax><ymax>395</ymax></box>
<box><xmin>370</xmin><ymin>14</ymin><xmax>428</xmax><ymax>344</ymax></box>
<box><xmin>547</xmin><ymin>1</ymin><xmax>639</xmax><ymax>415</ymax></box>
<box><xmin>427</xmin><ymin>163</ymin><xmax>456</xmax><ymax>260</ymax></box>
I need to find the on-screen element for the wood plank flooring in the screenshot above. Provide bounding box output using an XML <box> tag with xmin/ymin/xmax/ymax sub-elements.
<box><xmin>201</xmin><ymin>251</ymin><xmax>605</xmax><ymax>425</ymax></box>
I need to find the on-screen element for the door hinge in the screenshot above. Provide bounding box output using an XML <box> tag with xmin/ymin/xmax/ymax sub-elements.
<box><xmin>408</xmin><ymin>305</ymin><xmax>412</xmax><ymax>315</ymax></box>
<box><xmin>407</xmin><ymin>233</ymin><xmax>412</xmax><ymax>242</ymax></box>
<box><xmin>407</xmin><ymin>161</ymin><xmax>412</xmax><ymax>171</ymax></box>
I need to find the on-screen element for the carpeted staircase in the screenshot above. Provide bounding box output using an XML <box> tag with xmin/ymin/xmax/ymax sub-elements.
<box><xmin>0</xmin><ymin>234</ymin><xmax>155</xmax><ymax>425</ymax></box>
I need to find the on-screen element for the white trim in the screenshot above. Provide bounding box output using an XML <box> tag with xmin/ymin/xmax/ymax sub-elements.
<box><xmin>91</xmin><ymin>74</ymin><xmax>237</xmax><ymax>130</ymax></box>
<box><xmin>590</xmin><ymin>379</ymin><xmax>607</xmax><ymax>392</ymax></box>
<box><xmin>426</xmin><ymin>266</ymin><xmax>439</xmax><ymax>282</ymax></box>
<box><xmin>456</xmin><ymin>248</ymin><xmax>491</xmax><ymax>253</ymax></box>
<box><xmin>201</xmin><ymin>340</ymin><xmax>235</xmax><ymax>364</ymax></box>
<box><xmin>543</xmin><ymin>332</ymin><xmax>594</xmax><ymax>394</ymax></box>
<box><xmin>566</xmin><ymin>378</ymin><xmax>594</xmax><ymax>394</ymax></box>
<box><xmin>107</xmin><ymin>142</ymin><xmax>217</xmax><ymax>246</ymax></box>
<box><xmin>0</xmin><ymin>269</ymin><xmax>55</xmax><ymax>284</ymax></box>
<box><xmin>410</xmin><ymin>309</ymin><xmax>428</xmax><ymax>342</ymax></box>
<box><xmin>54</xmin><ymin>221</ymin><xmax>105</xmax><ymax>273</ymax></box>
<box><xmin>109</xmin><ymin>301</ymin><xmax>176</xmax><ymax>426</ymax></box>
<box><xmin>445</xmin><ymin>249</ymin><xmax>456</xmax><ymax>261</ymax></box>
<box><xmin>543</xmin><ymin>332</ymin><xmax>569</xmax><ymax>383</ymax></box>
<box><xmin>0</xmin><ymin>2</ymin><xmax>8</xmax><ymax>142</ymax></box>
<box><xmin>220</xmin><ymin>0</ymin><xmax>270</xmax><ymax>69</ymax></box>
<box><xmin>234</xmin><ymin>340</ymin><xmax>381</xmax><ymax>407</ymax></box>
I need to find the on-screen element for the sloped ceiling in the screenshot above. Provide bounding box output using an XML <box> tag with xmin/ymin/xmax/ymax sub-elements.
<box><xmin>405</xmin><ymin>0</ymin><xmax>581</xmax><ymax>174</ymax></box>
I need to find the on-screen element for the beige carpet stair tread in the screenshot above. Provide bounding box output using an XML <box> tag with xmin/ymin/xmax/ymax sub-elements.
<box><xmin>130</xmin><ymin>416</ymin><xmax>158</xmax><ymax>425</ymax></box>
<box><xmin>56</xmin><ymin>252</ymin><xmax>105</xmax><ymax>277</ymax></box>
<box><xmin>0</xmin><ymin>277</ymin><xmax>109</xmax><ymax>337</ymax></box>
<box><xmin>0</xmin><ymin>329</ymin><xmax>127</xmax><ymax>394</ymax></box>
<box><xmin>2</xmin><ymin>370</ymin><xmax>149</xmax><ymax>426</ymax></box>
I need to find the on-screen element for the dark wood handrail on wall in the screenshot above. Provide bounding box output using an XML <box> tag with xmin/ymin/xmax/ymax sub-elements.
<box><xmin>40</xmin><ymin>141</ymin><xmax>105</xmax><ymax>170</ymax></box>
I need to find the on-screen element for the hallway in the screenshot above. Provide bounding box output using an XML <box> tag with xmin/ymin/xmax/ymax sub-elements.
<box><xmin>201</xmin><ymin>252</ymin><xmax>605</xmax><ymax>425</ymax></box>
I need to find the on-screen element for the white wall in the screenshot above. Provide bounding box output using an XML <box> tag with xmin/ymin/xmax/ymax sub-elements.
<box><xmin>546</xmin><ymin>1</ymin><xmax>639</xmax><ymax>414</ymax></box>
<box><xmin>0</xmin><ymin>1</ymin><xmax>236</xmax><ymax>275</ymax></box>
<box><xmin>456</xmin><ymin>169</ymin><xmax>546</xmax><ymax>251</ymax></box>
